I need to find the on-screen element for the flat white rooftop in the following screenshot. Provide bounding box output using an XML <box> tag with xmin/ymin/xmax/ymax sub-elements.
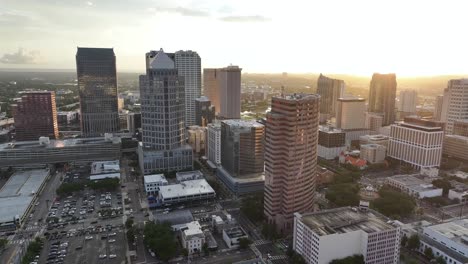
<box><xmin>297</xmin><ymin>207</ymin><xmax>394</xmax><ymax>236</ymax></box>
<box><xmin>159</xmin><ymin>179</ymin><xmax>215</xmax><ymax>200</ymax></box>
<box><xmin>0</xmin><ymin>169</ymin><xmax>49</xmax><ymax>224</ymax></box>
<box><xmin>426</xmin><ymin>219</ymin><xmax>468</xmax><ymax>247</ymax></box>
<box><xmin>144</xmin><ymin>174</ymin><xmax>167</xmax><ymax>183</ymax></box>
<box><xmin>91</xmin><ymin>160</ymin><xmax>120</xmax><ymax>175</ymax></box>
<box><xmin>89</xmin><ymin>173</ymin><xmax>120</xmax><ymax>181</ymax></box>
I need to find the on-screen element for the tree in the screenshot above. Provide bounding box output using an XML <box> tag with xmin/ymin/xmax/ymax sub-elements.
<box><xmin>325</xmin><ymin>183</ymin><xmax>360</xmax><ymax>206</ymax></box>
<box><xmin>125</xmin><ymin>218</ymin><xmax>134</xmax><ymax>229</ymax></box>
<box><xmin>238</xmin><ymin>237</ymin><xmax>252</xmax><ymax>249</ymax></box>
<box><xmin>330</xmin><ymin>254</ymin><xmax>365</xmax><ymax>264</ymax></box>
<box><xmin>424</xmin><ymin>247</ymin><xmax>434</xmax><ymax>259</ymax></box>
<box><xmin>0</xmin><ymin>238</ymin><xmax>7</xmax><ymax>251</ymax></box>
<box><xmin>202</xmin><ymin>243</ymin><xmax>209</xmax><ymax>256</ymax></box>
<box><xmin>143</xmin><ymin>222</ymin><xmax>177</xmax><ymax>261</ymax></box>
<box><xmin>290</xmin><ymin>252</ymin><xmax>307</xmax><ymax>264</ymax></box>
<box><xmin>432</xmin><ymin>179</ymin><xmax>452</xmax><ymax>197</ymax></box>
<box><xmin>435</xmin><ymin>256</ymin><xmax>447</xmax><ymax>264</ymax></box>
<box><xmin>241</xmin><ymin>194</ymin><xmax>264</xmax><ymax>223</ymax></box>
<box><xmin>401</xmin><ymin>234</ymin><xmax>408</xmax><ymax>247</ymax></box>
<box><xmin>262</xmin><ymin>223</ymin><xmax>279</xmax><ymax>240</ymax></box>
<box><xmin>371</xmin><ymin>186</ymin><xmax>416</xmax><ymax>218</ymax></box>
<box><xmin>407</xmin><ymin>234</ymin><xmax>420</xmax><ymax>251</ymax></box>
<box><xmin>181</xmin><ymin>248</ymin><xmax>188</xmax><ymax>257</ymax></box>
<box><xmin>126</xmin><ymin>227</ymin><xmax>136</xmax><ymax>245</ymax></box>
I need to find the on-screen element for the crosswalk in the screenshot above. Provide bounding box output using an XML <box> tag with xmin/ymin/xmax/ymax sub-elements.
<box><xmin>8</xmin><ymin>238</ymin><xmax>33</xmax><ymax>245</ymax></box>
<box><xmin>252</xmin><ymin>239</ymin><xmax>269</xmax><ymax>246</ymax></box>
<box><xmin>270</xmin><ymin>255</ymin><xmax>287</xmax><ymax>260</ymax></box>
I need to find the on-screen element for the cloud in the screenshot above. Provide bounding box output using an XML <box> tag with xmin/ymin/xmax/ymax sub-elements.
<box><xmin>0</xmin><ymin>48</ymin><xmax>43</xmax><ymax>64</ymax></box>
<box><xmin>154</xmin><ymin>6</ymin><xmax>210</xmax><ymax>17</ymax></box>
<box><xmin>86</xmin><ymin>1</ymin><xmax>93</xmax><ymax>6</ymax></box>
<box><xmin>219</xmin><ymin>15</ymin><xmax>271</xmax><ymax>22</ymax></box>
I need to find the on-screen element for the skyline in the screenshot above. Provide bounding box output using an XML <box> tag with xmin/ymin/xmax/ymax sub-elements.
<box><xmin>2</xmin><ymin>0</ymin><xmax>468</xmax><ymax>76</ymax></box>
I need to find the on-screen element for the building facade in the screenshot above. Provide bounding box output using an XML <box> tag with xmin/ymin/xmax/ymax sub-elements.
<box><xmin>144</xmin><ymin>174</ymin><xmax>169</xmax><ymax>195</ymax></box>
<box><xmin>443</xmin><ymin>135</ymin><xmax>468</xmax><ymax>162</ymax></box>
<box><xmin>365</xmin><ymin>112</ymin><xmax>384</xmax><ymax>133</ymax></box>
<box><xmin>203</xmin><ymin>68</ymin><xmax>221</xmax><ymax>115</ymax></box>
<box><xmin>443</xmin><ymin>79</ymin><xmax>468</xmax><ymax>134</ymax></box>
<box><xmin>264</xmin><ymin>94</ymin><xmax>320</xmax><ymax>232</ymax></box>
<box><xmin>195</xmin><ymin>96</ymin><xmax>215</xmax><ymax>127</ymax></box>
<box><xmin>187</xmin><ymin>126</ymin><xmax>206</xmax><ymax>156</ymax></box>
<box><xmin>221</xmin><ymin>120</ymin><xmax>264</xmax><ymax>176</ymax></box>
<box><xmin>76</xmin><ymin>47</ymin><xmax>119</xmax><ymax>137</ymax></box>
<box><xmin>368</xmin><ymin>73</ymin><xmax>397</xmax><ymax>126</ymax></box>
<box><xmin>388</xmin><ymin>117</ymin><xmax>444</xmax><ymax>170</ymax></box>
<box><xmin>317</xmin><ymin>126</ymin><xmax>346</xmax><ymax>160</ymax></box>
<box><xmin>219</xmin><ymin>66</ymin><xmax>241</xmax><ymax>119</ymax></box>
<box><xmin>207</xmin><ymin>122</ymin><xmax>221</xmax><ymax>165</ymax></box>
<box><xmin>336</xmin><ymin>98</ymin><xmax>366</xmax><ymax>130</ymax></box>
<box><xmin>398</xmin><ymin>90</ymin><xmax>417</xmax><ymax>114</ymax></box>
<box><xmin>138</xmin><ymin>49</ymin><xmax>193</xmax><ymax>174</ymax></box>
<box><xmin>293</xmin><ymin>208</ymin><xmax>400</xmax><ymax>264</ymax></box>
<box><xmin>360</xmin><ymin>144</ymin><xmax>386</xmax><ymax>164</ymax></box>
<box><xmin>174</xmin><ymin>50</ymin><xmax>201</xmax><ymax>127</ymax></box>
<box><xmin>384</xmin><ymin>174</ymin><xmax>443</xmax><ymax>199</ymax></box>
<box><xmin>316</xmin><ymin>74</ymin><xmax>344</xmax><ymax>119</ymax></box>
<box><xmin>181</xmin><ymin>221</ymin><xmax>206</xmax><ymax>255</ymax></box>
<box><xmin>433</xmin><ymin>95</ymin><xmax>444</xmax><ymax>121</ymax></box>
<box><xmin>12</xmin><ymin>91</ymin><xmax>59</xmax><ymax>141</ymax></box>
<box><xmin>453</xmin><ymin>120</ymin><xmax>468</xmax><ymax>137</ymax></box>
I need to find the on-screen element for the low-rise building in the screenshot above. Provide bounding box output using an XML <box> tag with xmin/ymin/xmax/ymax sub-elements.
<box><xmin>144</xmin><ymin>174</ymin><xmax>169</xmax><ymax>195</ymax></box>
<box><xmin>339</xmin><ymin>150</ymin><xmax>367</xmax><ymax>169</ymax></box>
<box><xmin>360</xmin><ymin>144</ymin><xmax>386</xmax><ymax>164</ymax></box>
<box><xmin>448</xmin><ymin>181</ymin><xmax>468</xmax><ymax>202</ymax></box>
<box><xmin>176</xmin><ymin>170</ymin><xmax>204</xmax><ymax>183</ymax></box>
<box><xmin>293</xmin><ymin>207</ymin><xmax>400</xmax><ymax>264</ymax></box>
<box><xmin>91</xmin><ymin>160</ymin><xmax>120</xmax><ymax>175</ymax></box>
<box><xmin>57</xmin><ymin>111</ymin><xmax>78</xmax><ymax>124</ymax></box>
<box><xmin>216</xmin><ymin>166</ymin><xmax>264</xmax><ymax>196</ymax></box>
<box><xmin>359</xmin><ymin>134</ymin><xmax>389</xmax><ymax>148</ymax></box>
<box><xmin>417</xmin><ymin>220</ymin><xmax>468</xmax><ymax>264</ymax></box>
<box><xmin>384</xmin><ymin>174</ymin><xmax>442</xmax><ymax>199</ymax></box>
<box><xmin>223</xmin><ymin>226</ymin><xmax>248</xmax><ymax>249</ymax></box>
<box><xmin>188</xmin><ymin>126</ymin><xmax>207</xmax><ymax>156</ymax></box>
<box><xmin>443</xmin><ymin>135</ymin><xmax>468</xmax><ymax>162</ymax></box>
<box><xmin>0</xmin><ymin>169</ymin><xmax>50</xmax><ymax>230</ymax></box>
<box><xmin>157</xmin><ymin>179</ymin><xmax>216</xmax><ymax>205</ymax></box>
<box><xmin>181</xmin><ymin>221</ymin><xmax>205</xmax><ymax>254</ymax></box>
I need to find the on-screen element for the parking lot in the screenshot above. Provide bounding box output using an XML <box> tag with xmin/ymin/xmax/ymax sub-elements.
<box><xmin>37</xmin><ymin>165</ymin><xmax>127</xmax><ymax>264</ymax></box>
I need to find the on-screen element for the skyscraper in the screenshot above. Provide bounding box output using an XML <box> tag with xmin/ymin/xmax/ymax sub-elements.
<box><xmin>195</xmin><ymin>96</ymin><xmax>215</xmax><ymax>127</ymax></box>
<box><xmin>398</xmin><ymin>89</ymin><xmax>417</xmax><ymax>114</ymax></box>
<box><xmin>203</xmin><ymin>68</ymin><xmax>221</xmax><ymax>115</ymax></box>
<box><xmin>12</xmin><ymin>91</ymin><xmax>58</xmax><ymax>141</ymax></box>
<box><xmin>138</xmin><ymin>49</ymin><xmax>192</xmax><ymax>174</ymax></box>
<box><xmin>264</xmin><ymin>94</ymin><xmax>320</xmax><ymax>232</ymax></box>
<box><xmin>336</xmin><ymin>98</ymin><xmax>366</xmax><ymax>130</ymax></box>
<box><xmin>219</xmin><ymin>66</ymin><xmax>241</xmax><ymax>119</ymax></box>
<box><xmin>433</xmin><ymin>95</ymin><xmax>444</xmax><ymax>121</ymax></box>
<box><xmin>316</xmin><ymin>74</ymin><xmax>344</xmax><ymax>119</ymax></box>
<box><xmin>368</xmin><ymin>73</ymin><xmax>397</xmax><ymax>126</ymax></box>
<box><xmin>175</xmin><ymin>50</ymin><xmax>201</xmax><ymax>127</ymax></box>
<box><xmin>76</xmin><ymin>47</ymin><xmax>119</xmax><ymax>137</ymax></box>
<box><xmin>220</xmin><ymin>120</ymin><xmax>264</xmax><ymax>177</ymax></box>
<box><xmin>442</xmin><ymin>79</ymin><xmax>468</xmax><ymax>134</ymax></box>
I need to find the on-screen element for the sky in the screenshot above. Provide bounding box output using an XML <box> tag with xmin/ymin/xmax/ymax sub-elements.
<box><xmin>1</xmin><ymin>0</ymin><xmax>468</xmax><ymax>76</ymax></box>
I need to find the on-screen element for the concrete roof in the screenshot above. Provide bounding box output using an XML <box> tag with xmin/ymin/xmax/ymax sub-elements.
<box><xmin>0</xmin><ymin>137</ymin><xmax>117</xmax><ymax>151</ymax></box>
<box><xmin>159</xmin><ymin>179</ymin><xmax>215</xmax><ymax>200</ymax></box>
<box><xmin>0</xmin><ymin>169</ymin><xmax>49</xmax><ymax>224</ymax></box>
<box><xmin>144</xmin><ymin>174</ymin><xmax>167</xmax><ymax>184</ymax></box>
<box><xmin>297</xmin><ymin>207</ymin><xmax>395</xmax><ymax>236</ymax></box>
<box><xmin>89</xmin><ymin>173</ymin><xmax>120</xmax><ymax>181</ymax></box>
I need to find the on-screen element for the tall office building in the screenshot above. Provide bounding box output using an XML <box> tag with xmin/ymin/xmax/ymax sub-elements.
<box><xmin>76</xmin><ymin>47</ymin><xmax>119</xmax><ymax>137</ymax></box>
<box><xmin>442</xmin><ymin>79</ymin><xmax>468</xmax><ymax>134</ymax></box>
<box><xmin>316</xmin><ymin>74</ymin><xmax>344</xmax><ymax>119</ymax></box>
<box><xmin>336</xmin><ymin>98</ymin><xmax>366</xmax><ymax>130</ymax></box>
<box><xmin>388</xmin><ymin>117</ymin><xmax>444</xmax><ymax>171</ymax></box>
<box><xmin>453</xmin><ymin>120</ymin><xmax>468</xmax><ymax>137</ymax></box>
<box><xmin>203</xmin><ymin>68</ymin><xmax>221</xmax><ymax>115</ymax></box>
<box><xmin>368</xmin><ymin>73</ymin><xmax>397</xmax><ymax>126</ymax></box>
<box><xmin>219</xmin><ymin>66</ymin><xmax>241</xmax><ymax>119</ymax></box>
<box><xmin>138</xmin><ymin>49</ymin><xmax>192</xmax><ymax>174</ymax></box>
<box><xmin>221</xmin><ymin>120</ymin><xmax>264</xmax><ymax>177</ymax></box>
<box><xmin>12</xmin><ymin>91</ymin><xmax>59</xmax><ymax>141</ymax></box>
<box><xmin>365</xmin><ymin>112</ymin><xmax>384</xmax><ymax>133</ymax></box>
<box><xmin>264</xmin><ymin>94</ymin><xmax>320</xmax><ymax>232</ymax></box>
<box><xmin>195</xmin><ymin>96</ymin><xmax>215</xmax><ymax>127</ymax></box>
<box><xmin>207</xmin><ymin>122</ymin><xmax>221</xmax><ymax>165</ymax></box>
<box><xmin>433</xmin><ymin>95</ymin><xmax>444</xmax><ymax>121</ymax></box>
<box><xmin>398</xmin><ymin>89</ymin><xmax>417</xmax><ymax>113</ymax></box>
<box><xmin>175</xmin><ymin>50</ymin><xmax>201</xmax><ymax>127</ymax></box>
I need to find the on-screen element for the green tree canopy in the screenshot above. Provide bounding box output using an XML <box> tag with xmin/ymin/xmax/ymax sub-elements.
<box><xmin>241</xmin><ymin>194</ymin><xmax>264</xmax><ymax>223</ymax></box>
<box><xmin>238</xmin><ymin>237</ymin><xmax>252</xmax><ymax>249</ymax></box>
<box><xmin>143</xmin><ymin>222</ymin><xmax>177</xmax><ymax>261</ymax></box>
<box><xmin>407</xmin><ymin>234</ymin><xmax>420</xmax><ymax>251</ymax></box>
<box><xmin>330</xmin><ymin>254</ymin><xmax>365</xmax><ymax>264</ymax></box>
<box><xmin>371</xmin><ymin>186</ymin><xmax>416</xmax><ymax>218</ymax></box>
<box><xmin>325</xmin><ymin>183</ymin><xmax>360</xmax><ymax>207</ymax></box>
<box><xmin>432</xmin><ymin>179</ymin><xmax>452</xmax><ymax>197</ymax></box>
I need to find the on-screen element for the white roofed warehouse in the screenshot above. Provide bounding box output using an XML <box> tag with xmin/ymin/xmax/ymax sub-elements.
<box><xmin>157</xmin><ymin>179</ymin><xmax>215</xmax><ymax>205</ymax></box>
